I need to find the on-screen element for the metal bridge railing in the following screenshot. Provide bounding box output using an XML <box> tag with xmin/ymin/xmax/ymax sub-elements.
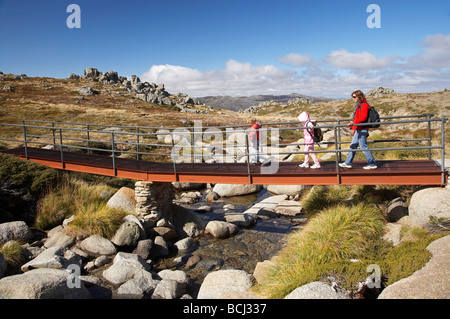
<box><xmin>0</xmin><ymin>114</ymin><xmax>447</xmax><ymax>184</ymax></box>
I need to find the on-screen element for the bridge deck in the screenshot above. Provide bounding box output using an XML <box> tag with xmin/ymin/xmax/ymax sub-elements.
<box><xmin>1</xmin><ymin>147</ymin><xmax>447</xmax><ymax>186</ymax></box>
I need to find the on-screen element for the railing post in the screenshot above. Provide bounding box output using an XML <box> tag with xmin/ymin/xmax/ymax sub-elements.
<box><xmin>334</xmin><ymin>125</ymin><xmax>341</xmax><ymax>184</ymax></box>
<box><xmin>111</xmin><ymin>132</ymin><xmax>116</xmax><ymax>176</ymax></box>
<box><xmin>59</xmin><ymin>128</ymin><xmax>65</xmax><ymax>169</ymax></box>
<box><xmin>441</xmin><ymin>118</ymin><xmax>446</xmax><ymax>186</ymax></box>
<box><xmin>22</xmin><ymin>120</ymin><xmax>28</xmax><ymax>160</ymax></box>
<box><xmin>427</xmin><ymin>114</ymin><xmax>432</xmax><ymax>160</ymax></box>
<box><xmin>136</xmin><ymin>126</ymin><xmax>140</xmax><ymax>161</ymax></box>
<box><xmin>52</xmin><ymin>122</ymin><xmax>56</xmax><ymax>148</ymax></box>
<box><xmin>245</xmin><ymin>133</ymin><xmax>252</xmax><ymax>184</ymax></box>
<box><xmin>337</xmin><ymin>120</ymin><xmax>342</xmax><ymax>162</ymax></box>
<box><xmin>86</xmin><ymin>124</ymin><xmax>91</xmax><ymax>155</ymax></box>
<box><xmin>170</xmin><ymin>132</ymin><xmax>178</xmax><ymax>181</ymax></box>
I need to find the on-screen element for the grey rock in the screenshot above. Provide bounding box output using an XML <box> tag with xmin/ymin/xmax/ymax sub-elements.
<box><xmin>205</xmin><ymin>221</ymin><xmax>239</xmax><ymax>239</ymax></box>
<box><xmin>213</xmin><ymin>184</ymin><xmax>262</xmax><ymax>197</ymax></box>
<box><xmin>242</xmin><ymin>195</ymin><xmax>288</xmax><ymax>216</ymax></box>
<box><xmin>225</xmin><ymin>213</ymin><xmax>256</xmax><ymax>227</ymax></box>
<box><xmin>83</xmin><ymin>67</ymin><xmax>100</xmax><ymax>79</ymax></box>
<box><xmin>197</xmin><ymin>269</ymin><xmax>253</xmax><ymax>299</ymax></box>
<box><xmin>0</xmin><ymin>253</ymin><xmax>6</xmax><ymax>279</ymax></box>
<box><xmin>157</xmin><ymin>269</ymin><xmax>189</xmax><ymax>284</ymax></box>
<box><xmin>366</xmin><ymin>86</ymin><xmax>395</xmax><ymax>98</ymax></box>
<box><xmin>93</xmin><ymin>255</ymin><xmax>110</xmax><ymax>268</ymax></box>
<box><xmin>44</xmin><ymin>226</ymin><xmax>75</xmax><ymax>249</ymax></box>
<box><xmin>267</xmin><ymin>185</ymin><xmax>310</xmax><ymax>196</ymax></box>
<box><xmin>80</xmin><ymin>235</ymin><xmax>117</xmax><ymax>257</ymax></box>
<box><xmin>117</xmin><ymin>276</ymin><xmax>159</xmax><ymax>297</ymax></box>
<box><xmin>78</xmin><ymin>86</ymin><xmax>94</xmax><ymax>95</ymax></box>
<box><xmin>284</xmin><ymin>281</ymin><xmax>349</xmax><ymax>299</ymax></box>
<box><xmin>111</xmin><ymin>220</ymin><xmax>143</xmax><ymax>247</ymax></box>
<box><xmin>133</xmin><ymin>239</ymin><xmax>153</xmax><ymax>260</ymax></box>
<box><xmin>0</xmin><ymin>268</ymin><xmax>91</xmax><ymax>299</ymax></box>
<box><xmin>152</xmin><ymin>279</ymin><xmax>186</xmax><ymax>299</ymax></box>
<box><xmin>174</xmin><ymin>237</ymin><xmax>195</xmax><ymax>251</ymax></box>
<box><xmin>102</xmin><ymin>252</ymin><xmax>152</xmax><ymax>286</ymax></box>
<box><xmin>106</xmin><ymin>187</ymin><xmax>136</xmax><ymax>213</ymax></box>
<box><xmin>0</xmin><ymin>221</ymin><xmax>32</xmax><ymax>245</ymax></box>
<box><xmin>21</xmin><ymin>246</ymin><xmax>66</xmax><ymax>272</ymax></box>
<box><xmin>378</xmin><ymin>235</ymin><xmax>450</xmax><ymax>299</ymax></box>
<box><xmin>274</xmin><ymin>200</ymin><xmax>303</xmax><ymax>216</ymax></box>
<box><xmin>409</xmin><ymin>187</ymin><xmax>450</xmax><ymax>231</ymax></box>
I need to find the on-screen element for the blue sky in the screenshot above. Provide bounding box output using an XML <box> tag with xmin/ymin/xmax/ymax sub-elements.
<box><xmin>0</xmin><ymin>0</ymin><xmax>449</xmax><ymax>98</ymax></box>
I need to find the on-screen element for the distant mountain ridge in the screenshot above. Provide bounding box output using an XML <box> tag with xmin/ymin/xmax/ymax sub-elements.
<box><xmin>194</xmin><ymin>93</ymin><xmax>335</xmax><ymax>111</ymax></box>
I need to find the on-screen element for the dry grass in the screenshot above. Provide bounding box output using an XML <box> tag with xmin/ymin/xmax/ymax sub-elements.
<box><xmin>64</xmin><ymin>203</ymin><xmax>127</xmax><ymax>239</ymax></box>
<box><xmin>0</xmin><ymin>240</ymin><xmax>24</xmax><ymax>266</ymax></box>
<box><xmin>35</xmin><ymin>177</ymin><xmax>118</xmax><ymax>230</ymax></box>
<box><xmin>253</xmin><ymin>203</ymin><xmax>386</xmax><ymax>298</ymax></box>
<box><xmin>1</xmin><ymin>76</ymin><xmax>448</xmax><ymax>156</ymax></box>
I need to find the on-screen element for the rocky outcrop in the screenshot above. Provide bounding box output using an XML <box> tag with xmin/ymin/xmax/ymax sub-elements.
<box><xmin>366</xmin><ymin>86</ymin><xmax>395</xmax><ymax>98</ymax></box>
<box><xmin>70</xmin><ymin>67</ymin><xmax>197</xmax><ymax>108</ymax></box>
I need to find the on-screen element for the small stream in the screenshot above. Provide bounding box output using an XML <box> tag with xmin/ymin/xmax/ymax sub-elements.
<box><xmin>155</xmin><ymin>188</ymin><xmax>298</xmax><ymax>296</ymax></box>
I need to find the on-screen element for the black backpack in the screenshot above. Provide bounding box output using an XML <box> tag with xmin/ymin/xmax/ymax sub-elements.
<box><xmin>357</xmin><ymin>102</ymin><xmax>381</xmax><ymax>128</ymax></box>
<box><xmin>307</xmin><ymin>121</ymin><xmax>323</xmax><ymax>143</ymax></box>
<box><xmin>366</xmin><ymin>105</ymin><xmax>381</xmax><ymax>128</ymax></box>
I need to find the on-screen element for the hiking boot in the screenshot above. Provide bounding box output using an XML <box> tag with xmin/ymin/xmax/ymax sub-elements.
<box><xmin>363</xmin><ymin>164</ymin><xmax>377</xmax><ymax>170</ymax></box>
<box><xmin>339</xmin><ymin>163</ymin><xmax>352</xmax><ymax>168</ymax></box>
<box><xmin>310</xmin><ymin>163</ymin><xmax>321</xmax><ymax>169</ymax></box>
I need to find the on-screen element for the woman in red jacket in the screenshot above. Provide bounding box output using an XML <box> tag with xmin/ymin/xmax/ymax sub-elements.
<box><xmin>339</xmin><ymin>90</ymin><xmax>377</xmax><ymax>169</ymax></box>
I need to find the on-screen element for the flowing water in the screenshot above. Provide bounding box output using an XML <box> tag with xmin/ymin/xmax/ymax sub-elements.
<box><xmin>155</xmin><ymin>188</ymin><xmax>298</xmax><ymax>296</ymax></box>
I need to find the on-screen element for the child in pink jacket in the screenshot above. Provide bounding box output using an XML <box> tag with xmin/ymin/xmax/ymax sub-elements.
<box><xmin>298</xmin><ymin>112</ymin><xmax>321</xmax><ymax>169</ymax></box>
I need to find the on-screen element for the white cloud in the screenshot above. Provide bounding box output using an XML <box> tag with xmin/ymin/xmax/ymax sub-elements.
<box><xmin>409</xmin><ymin>34</ymin><xmax>450</xmax><ymax>68</ymax></box>
<box><xmin>277</xmin><ymin>53</ymin><xmax>315</xmax><ymax>67</ymax></box>
<box><xmin>141</xmin><ymin>64</ymin><xmax>204</xmax><ymax>84</ymax></box>
<box><xmin>139</xmin><ymin>34</ymin><xmax>449</xmax><ymax>98</ymax></box>
<box><xmin>326</xmin><ymin>49</ymin><xmax>398</xmax><ymax>70</ymax></box>
<box><xmin>140</xmin><ymin>59</ymin><xmax>297</xmax><ymax>97</ymax></box>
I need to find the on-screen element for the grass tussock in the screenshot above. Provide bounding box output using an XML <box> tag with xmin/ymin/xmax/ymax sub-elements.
<box><xmin>64</xmin><ymin>203</ymin><xmax>127</xmax><ymax>239</ymax></box>
<box><xmin>254</xmin><ymin>203</ymin><xmax>385</xmax><ymax>298</ymax></box>
<box><xmin>255</xmin><ymin>184</ymin><xmax>447</xmax><ymax>298</ymax></box>
<box><xmin>35</xmin><ymin>176</ymin><xmax>121</xmax><ymax>234</ymax></box>
<box><xmin>0</xmin><ymin>240</ymin><xmax>24</xmax><ymax>266</ymax></box>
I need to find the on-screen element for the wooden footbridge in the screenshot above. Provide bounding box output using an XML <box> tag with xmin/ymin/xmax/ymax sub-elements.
<box><xmin>0</xmin><ymin>115</ymin><xmax>447</xmax><ymax>186</ymax></box>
